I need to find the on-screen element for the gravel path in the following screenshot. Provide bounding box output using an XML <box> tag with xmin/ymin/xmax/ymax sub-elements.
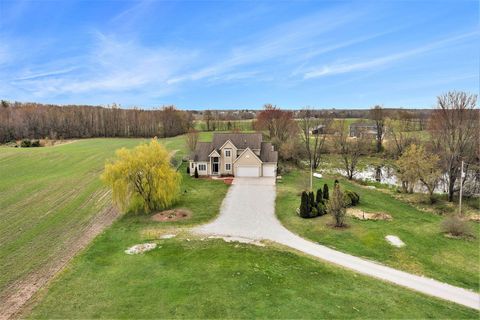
<box><xmin>194</xmin><ymin>177</ymin><xmax>480</xmax><ymax>310</ymax></box>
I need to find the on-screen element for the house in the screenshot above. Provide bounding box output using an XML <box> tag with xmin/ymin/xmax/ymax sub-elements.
<box><xmin>311</xmin><ymin>124</ymin><xmax>326</xmax><ymax>135</ymax></box>
<box><xmin>189</xmin><ymin>132</ymin><xmax>278</xmax><ymax>177</ymax></box>
<box><xmin>349</xmin><ymin>122</ymin><xmax>378</xmax><ymax>138</ymax></box>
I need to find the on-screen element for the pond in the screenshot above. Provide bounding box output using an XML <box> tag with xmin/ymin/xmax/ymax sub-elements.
<box><xmin>325</xmin><ymin>165</ymin><xmax>480</xmax><ymax>196</ymax></box>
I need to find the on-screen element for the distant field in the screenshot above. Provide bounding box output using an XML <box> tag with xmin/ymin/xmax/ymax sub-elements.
<box><xmin>193</xmin><ymin>119</ymin><xmax>254</xmax><ymax>131</ymax></box>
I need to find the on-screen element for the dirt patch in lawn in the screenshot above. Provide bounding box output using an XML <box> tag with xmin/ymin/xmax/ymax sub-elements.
<box><xmin>469</xmin><ymin>214</ymin><xmax>480</xmax><ymax>223</ymax></box>
<box><xmin>347</xmin><ymin>208</ymin><xmax>392</xmax><ymax>221</ymax></box>
<box><xmin>151</xmin><ymin>208</ymin><xmax>191</xmax><ymax>222</ymax></box>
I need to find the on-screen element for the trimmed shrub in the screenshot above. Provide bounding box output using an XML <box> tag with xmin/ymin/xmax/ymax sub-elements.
<box><xmin>299</xmin><ymin>191</ymin><xmax>310</xmax><ymax>218</ymax></box>
<box><xmin>316</xmin><ymin>188</ymin><xmax>323</xmax><ymax>204</ymax></box>
<box><xmin>186</xmin><ymin>166</ymin><xmax>190</xmax><ymax>174</ymax></box>
<box><xmin>334</xmin><ymin>179</ymin><xmax>339</xmax><ymax>185</ymax></box>
<box><xmin>343</xmin><ymin>190</ymin><xmax>360</xmax><ymax>207</ymax></box>
<box><xmin>317</xmin><ymin>202</ymin><xmax>327</xmax><ymax>216</ymax></box>
<box><xmin>343</xmin><ymin>193</ymin><xmax>353</xmax><ymax>207</ymax></box>
<box><xmin>31</xmin><ymin>140</ymin><xmax>41</xmax><ymax>147</ymax></box>
<box><xmin>323</xmin><ymin>184</ymin><xmax>329</xmax><ymax>200</ymax></box>
<box><xmin>20</xmin><ymin>139</ymin><xmax>31</xmax><ymax>147</ymax></box>
<box><xmin>308</xmin><ymin>191</ymin><xmax>316</xmax><ymax>211</ymax></box>
<box><xmin>441</xmin><ymin>216</ymin><xmax>472</xmax><ymax>237</ymax></box>
<box><xmin>194</xmin><ymin>167</ymin><xmax>199</xmax><ymax>178</ymax></box>
<box><xmin>310</xmin><ymin>206</ymin><xmax>319</xmax><ymax>218</ymax></box>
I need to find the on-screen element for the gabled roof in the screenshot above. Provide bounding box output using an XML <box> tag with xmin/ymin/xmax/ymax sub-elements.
<box><xmin>191</xmin><ymin>132</ymin><xmax>277</xmax><ymax>163</ymax></box>
<box><xmin>260</xmin><ymin>142</ymin><xmax>278</xmax><ymax>163</ymax></box>
<box><xmin>234</xmin><ymin>147</ymin><xmax>263</xmax><ymax>164</ymax></box>
<box><xmin>212</xmin><ymin>133</ymin><xmax>262</xmax><ymax>150</ymax></box>
<box><xmin>208</xmin><ymin>149</ymin><xmax>221</xmax><ymax>157</ymax></box>
<box><xmin>192</xmin><ymin>142</ymin><xmax>213</xmax><ymax>162</ymax></box>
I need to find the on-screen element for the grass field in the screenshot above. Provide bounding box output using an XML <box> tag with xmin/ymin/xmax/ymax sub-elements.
<box><xmin>3</xmin><ymin>135</ymin><xmax>478</xmax><ymax>318</ymax></box>
<box><xmin>193</xmin><ymin>119</ymin><xmax>254</xmax><ymax>131</ymax></box>
<box><xmin>27</xmin><ymin>166</ymin><xmax>477</xmax><ymax>318</ymax></box>
<box><xmin>276</xmin><ymin>169</ymin><xmax>480</xmax><ymax>291</ymax></box>
<box><xmin>0</xmin><ymin>134</ymin><xmax>216</xmax><ymax>299</ymax></box>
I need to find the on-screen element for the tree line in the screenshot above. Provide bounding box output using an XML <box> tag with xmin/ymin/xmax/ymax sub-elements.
<box><xmin>253</xmin><ymin>91</ymin><xmax>479</xmax><ymax>203</ymax></box>
<box><xmin>0</xmin><ymin>101</ymin><xmax>193</xmax><ymax>142</ymax></box>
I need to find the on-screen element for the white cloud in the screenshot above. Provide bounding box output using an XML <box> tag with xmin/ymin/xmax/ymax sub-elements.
<box><xmin>304</xmin><ymin>31</ymin><xmax>478</xmax><ymax>79</ymax></box>
<box><xmin>10</xmin><ymin>32</ymin><xmax>195</xmax><ymax>98</ymax></box>
<box><xmin>166</xmin><ymin>6</ymin><xmax>367</xmax><ymax>84</ymax></box>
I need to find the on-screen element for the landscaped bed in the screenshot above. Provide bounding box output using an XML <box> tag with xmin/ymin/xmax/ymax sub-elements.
<box><xmin>276</xmin><ymin>168</ymin><xmax>480</xmax><ymax>292</ymax></box>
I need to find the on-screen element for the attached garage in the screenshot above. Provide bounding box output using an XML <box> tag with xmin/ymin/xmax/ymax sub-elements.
<box><xmin>236</xmin><ymin>165</ymin><xmax>261</xmax><ymax>177</ymax></box>
<box><xmin>262</xmin><ymin>164</ymin><xmax>276</xmax><ymax>177</ymax></box>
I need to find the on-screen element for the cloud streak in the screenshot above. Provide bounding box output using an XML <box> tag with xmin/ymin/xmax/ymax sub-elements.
<box><xmin>167</xmin><ymin>6</ymin><xmax>367</xmax><ymax>84</ymax></box>
<box><xmin>304</xmin><ymin>31</ymin><xmax>478</xmax><ymax>79</ymax></box>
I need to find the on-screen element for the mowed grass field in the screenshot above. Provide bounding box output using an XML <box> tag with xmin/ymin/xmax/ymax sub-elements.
<box><xmin>276</xmin><ymin>169</ymin><xmax>480</xmax><ymax>291</ymax></box>
<box><xmin>27</xmin><ymin>166</ymin><xmax>477</xmax><ymax>318</ymax></box>
<box><xmin>2</xmin><ymin>134</ymin><xmax>478</xmax><ymax>318</ymax></box>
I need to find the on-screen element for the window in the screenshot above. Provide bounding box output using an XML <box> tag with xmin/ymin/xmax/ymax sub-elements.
<box><xmin>225</xmin><ymin>149</ymin><xmax>231</xmax><ymax>157</ymax></box>
<box><xmin>191</xmin><ymin>162</ymin><xmax>194</xmax><ymax>168</ymax></box>
<box><xmin>225</xmin><ymin>163</ymin><xmax>231</xmax><ymax>171</ymax></box>
<box><xmin>198</xmin><ymin>164</ymin><xmax>207</xmax><ymax>171</ymax></box>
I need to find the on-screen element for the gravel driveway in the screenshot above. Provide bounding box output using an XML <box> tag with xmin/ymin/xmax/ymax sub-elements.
<box><xmin>194</xmin><ymin>177</ymin><xmax>480</xmax><ymax>310</ymax></box>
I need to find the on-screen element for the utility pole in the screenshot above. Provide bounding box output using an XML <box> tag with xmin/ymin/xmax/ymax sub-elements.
<box><xmin>458</xmin><ymin>160</ymin><xmax>464</xmax><ymax>215</ymax></box>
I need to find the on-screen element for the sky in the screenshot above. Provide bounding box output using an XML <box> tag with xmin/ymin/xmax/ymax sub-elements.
<box><xmin>0</xmin><ymin>0</ymin><xmax>478</xmax><ymax>109</ymax></box>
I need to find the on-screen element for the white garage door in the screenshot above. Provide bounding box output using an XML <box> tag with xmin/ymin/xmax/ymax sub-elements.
<box><xmin>236</xmin><ymin>166</ymin><xmax>260</xmax><ymax>177</ymax></box>
<box><xmin>262</xmin><ymin>165</ymin><xmax>276</xmax><ymax>177</ymax></box>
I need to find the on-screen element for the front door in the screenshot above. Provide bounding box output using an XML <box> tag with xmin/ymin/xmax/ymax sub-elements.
<box><xmin>212</xmin><ymin>157</ymin><xmax>219</xmax><ymax>174</ymax></box>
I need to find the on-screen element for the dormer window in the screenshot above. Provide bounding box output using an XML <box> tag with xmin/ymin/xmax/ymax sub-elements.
<box><xmin>225</xmin><ymin>149</ymin><xmax>231</xmax><ymax>157</ymax></box>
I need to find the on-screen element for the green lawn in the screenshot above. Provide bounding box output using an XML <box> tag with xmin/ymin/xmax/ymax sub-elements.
<box><xmin>28</xmin><ymin>171</ymin><xmax>476</xmax><ymax>318</ymax></box>
<box><xmin>193</xmin><ymin>119</ymin><xmax>254</xmax><ymax>131</ymax></box>
<box><xmin>276</xmin><ymin>169</ymin><xmax>480</xmax><ymax>291</ymax></box>
<box><xmin>0</xmin><ymin>135</ymin><xmax>211</xmax><ymax>297</ymax></box>
<box><xmin>4</xmin><ymin>136</ymin><xmax>478</xmax><ymax>318</ymax></box>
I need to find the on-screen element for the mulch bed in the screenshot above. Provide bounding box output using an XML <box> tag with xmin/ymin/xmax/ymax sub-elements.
<box><xmin>151</xmin><ymin>208</ymin><xmax>192</xmax><ymax>222</ymax></box>
<box><xmin>223</xmin><ymin>178</ymin><xmax>234</xmax><ymax>185</ymax></box>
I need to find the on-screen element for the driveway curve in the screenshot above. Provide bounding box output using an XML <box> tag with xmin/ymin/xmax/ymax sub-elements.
<box><xmin>194</xmin><ymin>177</ymin><xmax>480</xmax><ymax>310</ymax></box>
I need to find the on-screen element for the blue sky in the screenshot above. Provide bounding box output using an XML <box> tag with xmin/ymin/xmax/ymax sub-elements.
<box><xmin>0</xmin><ymin>0</ymin><xmax>478</xmax><ymax>109</ymax></box>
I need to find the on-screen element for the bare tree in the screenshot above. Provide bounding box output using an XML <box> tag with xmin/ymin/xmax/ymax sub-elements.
<box><xmin>0</xmin><ymin>102</ymin><xmax>192</xmax><ymax>142</ymax></box>
<box><xmin>255</xmin><ymin>104</ymin><xmax>298</xmax><ymax>144</ymax></box>
<box><xmin>429</xmin><ymin>91</ymin><xmax>479</xmax><ymax>202</ymax></box>
<box><xmin>203</xmin><ymin>110</ymin><xmax>213</xmax><ymax>131</ymax></box>
<box><xmin>326</xmin><ymin>183</ymin><xmax>346</xmax><ymax>227</ymax></box>
<box><xmin>370</xmin><ymin>105</ymin><xmax>385</xmax><ymax>153</ymax></box>
<box><xmin>299</xmin><ymin>109</ymin><xmax>331</xmax><ymax>170</ymax></box>
<box><xmin>386</xmin><ymin>110</ymin><xmax>419</xmax><ymax>158</ymax></box>
<box><xmin>185</xmin><ymin>129</ymin><xmax>199</xmax><ymax>153</ymax></box>
<box><xmin>333</xmin><ymin>120</ymin><xmax>369</xmax><ymax>180</ymax></box>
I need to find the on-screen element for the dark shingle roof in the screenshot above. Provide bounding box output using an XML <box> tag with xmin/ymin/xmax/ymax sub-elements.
<box><xmin>260</xmin><ymin>142</ymin><xmax>278</xmax><ymax>163</ymax></box>
<box><xmin>192</xmin><ymin>142</ymin><xmax>213</xmax><ymax>162</ymax></box>
<box><xmin>191</xmin><ymin>133</ymin><xmax>277</xmax><ymax>163</ymax></box>
<box><xmin>212</xmin><ymin>133</ymin><xmax>262</xmax><ymax>150</ymax></box>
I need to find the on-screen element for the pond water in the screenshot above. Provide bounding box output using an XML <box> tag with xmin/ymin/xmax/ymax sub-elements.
<box><xmin>326</xmin><ymin>165</ymin><xmax>479</xmax><ymax>196</ymax></box>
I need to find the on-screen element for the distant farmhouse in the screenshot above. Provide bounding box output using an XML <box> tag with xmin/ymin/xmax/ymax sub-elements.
<box><xmin>310</xmin><ymin>124</ymin><xmax>327</xmax><ymax>135</ymax></box>
<box><xmin>189</xmin><ymin>133</ymin><xmax>278</xmax><ymax>178</ymax></box>
<box><xmin>349</xmin><ymin>122</ymin><xmax>380</xmax><ymax>138</ymax></box>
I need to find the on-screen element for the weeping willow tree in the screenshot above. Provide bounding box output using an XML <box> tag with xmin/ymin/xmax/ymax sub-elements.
<box><xmin>101</xmin><ymin>138</ymin><xmax>181</xmax><ymax>214</ymax></box>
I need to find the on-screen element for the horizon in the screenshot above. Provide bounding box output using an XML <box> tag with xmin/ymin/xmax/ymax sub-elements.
<box><xmin>0</xmin><ymin>0</ymin><xmax>478</xmax><ymax>109</ymax></box>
